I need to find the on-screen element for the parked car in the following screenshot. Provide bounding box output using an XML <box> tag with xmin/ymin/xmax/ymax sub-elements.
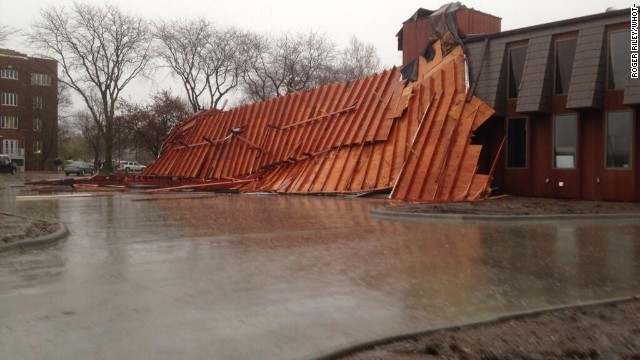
<box><xmin>64</xmin><ymin>161</ymin><xmax>95</xmax><ymax>176</ymax></box>
<box><xmin>0</xmin><ymin>154</ymin><xmax>17</xmax><ymax>174</ymax></box>
<box><xmin>116</xmin><ymin>161</ymin><xmax>146</xmax><ymax>173</ymax></box>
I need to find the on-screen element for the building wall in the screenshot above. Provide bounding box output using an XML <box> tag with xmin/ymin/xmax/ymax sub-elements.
<box><xmin>463</xmin><ymin>9</ymin><xmax>638</xmax><ymax>201</ymax></box>
<box><xmin>0</xmin><ymin>50</ymin><xmax>58</xmax><ymax>171</ymax></box>
<box><xmin>400</xmin><ymin>16</ymin><xmax>432</xmax><ymax>66</ymax></box>
<box><xmin>398</xmin><ymin>8</ymin><xmax>501</xmax><ymax>66</ymax></box>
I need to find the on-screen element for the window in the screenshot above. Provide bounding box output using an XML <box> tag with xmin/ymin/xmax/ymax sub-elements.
<box><xmin>31</xmin><ymin>73</ymin><xmax>52</xmax><ymax>86</ymax></box>
<box><xmin>1</xmin><ymin>116</ymin><xmax>19</xmax><ymax>129</ymax></box>
<box><xmin>507</xmin><ymin>117</ymin><xmax>527</xmax><ymax>168</ymax></box>
<box><xmin>508</xmin><ymin>46</ymin><xmax>527</xmax><ymax>98</ymax></box>
<box><xmin>553</xmin><ymin>114</ymin><xmax>578</xmax><ymax>169</ymax></box>
<box><xmin>608</xmin><ymin>30</ymin><xmax>631</xmax><ymax>90</ymax></box>
<box><xmin>33</xmin><ymin>118</ymin><xmax>42</xmax><ymax>131</ymax></box>
<box><xmin>555</xmin><ymin>38</ymin><xmax>577</xmax><ymax>94</ymax></box>
<box><xmin>1</xmin><ymin>93</ymin><xmax>18</xmax><ymax>106</ymax></box>
<box><xmin>606</xmin><ymin>111</ymin><xmax>633</xmax><ymax>169</ymax></box>
<box><xmin>1</xmin><ymin>69</ymin><xmax>18</xmax><ymax>80</ymax></box>
<box><xmin>33</xmin><ymin>96</ymin><xmax>43</xmax><ymax>109</ymax></box>
<box><xmin>33</xmin><ymin>140</ymin><xmax>42</xmax><ymax>154</ymax></box>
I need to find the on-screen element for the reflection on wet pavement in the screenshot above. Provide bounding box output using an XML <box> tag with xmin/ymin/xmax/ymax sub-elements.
<box><xmin>1</xmin><ymin>174</ymin><xmax>640</xmax><ymax>359</ymax></box>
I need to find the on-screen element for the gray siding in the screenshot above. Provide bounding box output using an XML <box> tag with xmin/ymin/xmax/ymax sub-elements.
<box><xmin>516</xmin><ymin>35</ymin><xmax>553</xmax><ymax>113</ymax></box>
<box><xmin>465</xmin><ymin>12</ymin><xmax>628</xmax><ymax>112</ymax></box>
<box><xmin>623</xmin><ymin>78</ymin><xmax>640</xmax><ymax>105</ymax></box>
<box><xmin>566</xmin><ymin>26</ymin><xmax>606</xmax><ymax>109</ymax></box>
<box><xmin>468</xmin><ymin>40</ymin><xmax>507</xmax><ymax>116</ymax></box>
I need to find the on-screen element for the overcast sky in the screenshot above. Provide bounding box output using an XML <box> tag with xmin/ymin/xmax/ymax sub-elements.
<box><xmin>1</xmin><ymin>0</ymin><xmax>632</xmax><ymax>103</ymax></box>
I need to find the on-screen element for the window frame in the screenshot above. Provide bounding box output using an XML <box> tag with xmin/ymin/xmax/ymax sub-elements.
<box><xmin>506</xmin><ymin>116</ymin><xmax>529</xmax><ymax>169</ymax></box>
<box><xmin>554</xmin><ymin>37</ymin><xmax>578</xmax><ymax>95</ymax></box>
<box><xmin>0</xmin><ymin>115</ymin><xmax>19</xmax><ymax>129</ymax></box>
<box><xmin>607</xmin><ymin>29</ymin><xmax>631</xmax><ymax>90</ymax></box>
<box><xmin>33</xmin><ymin>96</ymin><xmax>43</xmax><ymax>109</ymax></box>
<box><xmin>552</xmin><ymin>113</ymin><xmax>579</xmax><ymax>170</ymax></box>
<box><xmin>33</xmin><ymin>118</ymin><xmax>43</xmax><ymax>131</ymax></box>
<box><xmin>32</xmin><ymin>140</ymin><xmax>42</xmax><ymax>154</ymax></box>
<box><xmin>30</xmin><ymin>73</ymin><xmax>52</xmax><ymax>86</ymax></box>
<box><xmin>0</xmin><ymin>69</ymin><xmax>19</xmax><ymax>80</ymax></box>
<box><xmin>1</xmin><ymin>92</ymin><xmax>18</xmax><ymax>106</ymax></box>
<box><xmin>507</xmin><ymin>45</ymin><xmax>528</xmax><ymax>99</ymax></box>
<box><xmin>604</xmin><ymin>110</ymin><xmax>634</xmax><ymax>170</ymax></box>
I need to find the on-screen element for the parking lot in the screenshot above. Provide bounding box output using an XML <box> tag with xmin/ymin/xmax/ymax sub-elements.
<box><xmin>2</xmin><ymin>173</ymin><xmax>640</xmax><ymax>359</ymax></box>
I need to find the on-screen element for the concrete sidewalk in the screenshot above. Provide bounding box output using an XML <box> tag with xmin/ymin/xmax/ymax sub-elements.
<box><xmin>0</xmin><ymin>212</ymin><xmax>68</xmax><ymax>251</ymax></box>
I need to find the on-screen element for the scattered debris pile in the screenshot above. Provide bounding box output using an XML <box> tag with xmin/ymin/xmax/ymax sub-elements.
<box><xmin>148</xmin><ymin>38</ymin><xmax>495</xmax><ymax>202</ymax></box>
<box><xmin>29</xmin><ymin>40</ymin><xmax>496</xmax><ymax>202</ymax></box>
<box><xmin>30</xmin><ymin>1</ymin><xmax>499</xmax><ymax>202</ymax></box>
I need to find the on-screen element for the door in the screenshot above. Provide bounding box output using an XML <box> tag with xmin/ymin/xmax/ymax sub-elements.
<box><xmin>2</xmin><ymin>139</ymin><xmax>18</xmax><ymax>156</ymax></box>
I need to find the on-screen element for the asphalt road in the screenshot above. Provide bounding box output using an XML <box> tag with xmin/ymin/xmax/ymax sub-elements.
<box><xmin>1</xmin><ymin>173</ymin><xmax>640</xmax><ymax>359</ymax></box>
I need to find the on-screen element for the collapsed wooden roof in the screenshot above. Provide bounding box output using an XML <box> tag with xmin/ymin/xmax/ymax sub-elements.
<box><xmin>139</xmin><ymin>41</ymin><xmax>495</xmax><ymax>202</ymax></box>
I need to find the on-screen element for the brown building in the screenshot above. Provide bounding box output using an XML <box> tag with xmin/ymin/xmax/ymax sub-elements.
<box><xmin>399</xmin><ymin>6</ymin><xmax>639</xmax><ymax>201</ymax></box>
<box><xmin>0</xmin><ymin>49</ymin><xmax>58</xmax><ymax>171</ymax></box>
<box><xmin>396</xmin><ymin>6</ymin><xmax>502</xmax><ymax>66</ymax></box>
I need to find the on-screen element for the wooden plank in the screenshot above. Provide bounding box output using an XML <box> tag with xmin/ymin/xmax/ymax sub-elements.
<box><xmin>314</xmin><ymin>78</ymin><xmax>363</xmax><ymax>152</ymax></box>
<box><xmin>392</xmin><ymin>85</ymin><xmax>413</xmax><ymax>118</ymax></box>
<box><xmin>437</xmin><ymin>96</ymin><xmax>480</xmax><ymax>199</ymax></box>
<box><xmin>350</xmin><ymin>144</ymin><xmax>373</xmax><ymax>191</ymax></box>
<box><xmin>322</xmin><ymin>146</ymin><xmax>351</xmax><ymax>192</ymax></box>
<box><xmin>450</xmin><ymin>145</ymin><xmax>482</xmax><ymax>200</ymax></box>
<box><xmin>468</xmin><ymin>174</ymin><xmax>491</xmax><ymax>200</ymax></box>
<box><xmin>407</xmin><ymin>87</ymin><xmax>454</xmax><ymax>200</ymax></box>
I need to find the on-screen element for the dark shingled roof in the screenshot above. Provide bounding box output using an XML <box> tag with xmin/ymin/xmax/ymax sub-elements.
<box><xmin>463</xmin><ymin>8</ymin><xmax>629</xmax><ymax>43</ymax></box>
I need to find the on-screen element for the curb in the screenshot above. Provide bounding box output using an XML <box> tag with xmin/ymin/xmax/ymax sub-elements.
<box><xmin>370</xmin><ymin>207</ymin><xmax>640</xmax><ymax>222</ymax></box>
<box><xmin>311</xmin><ymin>294</ymin><xmax>640</xmax><ymax>360</ymax></box>
<box><xmin>0</xmin><ymin>212</ymin><xmax>69</xmax><ymax>252</ymax></box>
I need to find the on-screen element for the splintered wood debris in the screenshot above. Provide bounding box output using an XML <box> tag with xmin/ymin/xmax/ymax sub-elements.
<box><xmin>35</xmin><ymin>41</ymin><xmax>496</xmax><ymax>203</ymax></box>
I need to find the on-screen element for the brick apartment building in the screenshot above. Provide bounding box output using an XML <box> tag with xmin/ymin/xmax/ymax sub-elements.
<box><xmin>398</xmin><ymin>6</ymin><xmax>639</xmax><ymax>201</ymax></box>
<box><xmin>0</xmin><ymin>49</ymin><xmax>58</xmax><ymax>171</ymax></box>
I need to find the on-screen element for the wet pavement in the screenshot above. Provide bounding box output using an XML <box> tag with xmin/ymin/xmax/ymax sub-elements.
<box><xmin>1</xmin><ymin>173</ymin><xmax>640</xmax><ymax>359</ymax></box>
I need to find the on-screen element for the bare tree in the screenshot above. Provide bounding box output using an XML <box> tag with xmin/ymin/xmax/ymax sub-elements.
<box><xmin>154</xmin><ymin>18</ymin><xmax>209</xmax><ymax>112</ymax></box>
<box><xmin>27</xmin><ymin>2</ymin><xmax>152</xmax><ymax>172</ymax></box>
<box><xmin>57</xmin><ymin>82</ymin><xmax>73</xmax><ymax>115</ymax></box>
<box><xmin>242</xmin><ymin>31</ymin><xmax>337</xmax><ymax>103</ymax></box>
<box><xmin>154</xmin><ymin>19</ymin><xmax>249</xmax><ymax>112</ymax></box>
<box><xmin>56</xmin><ymin>82</ymin><xmax>85</xmax><ymax>163</ymax></box>
<box><xmin>57</xmin><ymin>117</ymin><xmax>76</xmax><ymax>160</ymax></box>
<box><xmin>0</xmin><ymin>24</ymin><xmax>17</xmax><ymax>45</ymax></box>
<box><xmin>241</xmin><ymin>32</ymin><xmax>279</xmax><ymax>102</ymax></box>
<box><xmin>205</xmin><ymin>26</ymin><xmax>252</xmax><ymax>110</ymax></box>
<box><xmin>335</xmin><ymin>36</ymin><xmax>381</xmax><ymax>82</ymax></box>
<box><xmin>54</xmin><ymin>82</ymin><xmax>74</xmax><ymax>156</ymax></box>
<box><xmin>73</xmin><ymin>111</ymin><xmax>101</xmax><ymax>168</ymax></box>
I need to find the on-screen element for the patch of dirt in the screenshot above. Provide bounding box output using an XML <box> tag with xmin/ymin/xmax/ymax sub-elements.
<box><xmin>0</xmin><ymin>214</ymin><xmax>61</xmax><ymax>245</ymax></box>
<box><xmin>343</xmin><ymin>299</ymin><xmax>640</xmax><ymax>360</ymax></box>
<box><xmin>388</xmin><ymin>196</ymin><xmax>640</xmax><ymax>216</ymax></box>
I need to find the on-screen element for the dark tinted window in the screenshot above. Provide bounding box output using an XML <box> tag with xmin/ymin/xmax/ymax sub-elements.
<box><xmin>555</xmin><ymin>38</ymin><xmax>577</xmax><ymax>94</ymax></box>
<box><xmin>553</xmin><ymin>114</ymin><xmax>577</xmax><ymax>169</ymax></box>
<box><xmin>507</xmin><ymin>117</ymin><xmax>527</xmax><ymax>168</ymax></box>
<box><xmin>508</xmin><ymin>46</ymin><xmax>527</xmax><ymax>98</ymax></box>
<box><xmin>606</xmin><ymin>111</ymin><xmax>633</xmax><ymax>168</ymax></box>
<box><xmin>608</xmin><ymin>30</ymin><xmax>630</xmax><ymax>89</ymax></box>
